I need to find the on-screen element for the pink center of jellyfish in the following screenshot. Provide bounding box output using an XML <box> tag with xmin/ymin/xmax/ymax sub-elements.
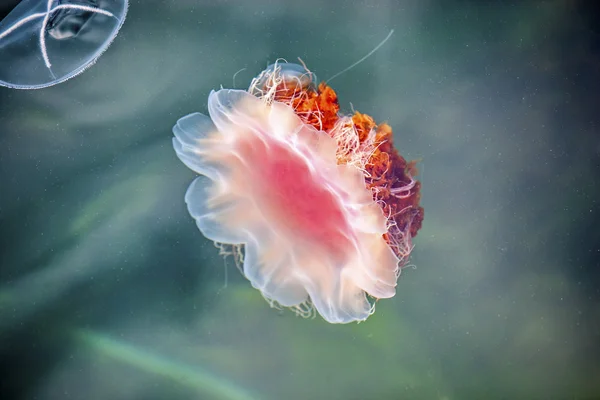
<box><xmin>242</xmin><ymin>133</ymin><xmax>352</xmax><ymax>261</ymax></box>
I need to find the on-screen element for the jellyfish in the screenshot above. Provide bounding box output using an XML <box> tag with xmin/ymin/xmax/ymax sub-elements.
<box><xmin>0</xmin><ymin>0</ymin><xmax>128</xmax><ymax>89</ymax></box>
<box><xmin>172</xmin><ymin>62</ymin><xmax>424</xmax><ymax>324</ymax></box>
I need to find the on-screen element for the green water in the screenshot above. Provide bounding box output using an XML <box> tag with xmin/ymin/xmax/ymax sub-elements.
<box><xmin>1</xmin><ymin>1</ymin><xmax>598</xmax><ymax>399</ymax></box>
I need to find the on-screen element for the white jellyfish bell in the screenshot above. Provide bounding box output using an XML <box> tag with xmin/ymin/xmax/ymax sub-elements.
<box><xmin>0</xmin><ymin>0</ymin><xmax>128</xmax><ymax>89</ymax></box>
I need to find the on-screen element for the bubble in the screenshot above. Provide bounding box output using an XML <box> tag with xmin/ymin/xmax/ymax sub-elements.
<box><xmin>0</xmin><ymin>0</ymin><xmax>128</xmax><ymax>89</ymax></box>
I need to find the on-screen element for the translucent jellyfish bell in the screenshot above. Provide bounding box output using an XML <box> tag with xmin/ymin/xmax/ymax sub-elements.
<box><xmin>0</xmin><ymin>0</ymin><xmax>128</xmax><ymax>89</ymax></box>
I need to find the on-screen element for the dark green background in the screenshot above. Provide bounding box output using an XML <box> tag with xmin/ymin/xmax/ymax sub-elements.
<box><xmin>1</xmin><ymin>1</ymin><xmax>599</xmax><ymax>399</ymax></box>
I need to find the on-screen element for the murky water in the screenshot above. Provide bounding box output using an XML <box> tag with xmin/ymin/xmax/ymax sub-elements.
<box><xmin>1</xmin><ymin>1</ymin><xmax>599</xmax><ymax>399</ymax></box>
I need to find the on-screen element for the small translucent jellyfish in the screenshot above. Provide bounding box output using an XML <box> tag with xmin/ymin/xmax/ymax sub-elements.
<box><xmin>173</xmin><ymin>61</ymin><xmax>424</xmax><ymax>324</ymax></box>
<box><xmin>0</xmin><ymin>0</ymin><xmax>128</xmax><ymax>89</ymax></box>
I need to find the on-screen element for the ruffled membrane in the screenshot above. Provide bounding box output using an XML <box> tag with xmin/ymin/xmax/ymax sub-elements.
<box><xmin>173</xmin><ymin>89</ymin><xmax>399</xmax><ymax>323</ymax></box>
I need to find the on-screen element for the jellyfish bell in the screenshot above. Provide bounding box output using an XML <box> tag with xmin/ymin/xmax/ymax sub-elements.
<box><xmin>173</xmin><ymin>62</ymin><xmax>424</xmax><ymax>324</ymax></box>
<box><xmin>0</xmin><ymin>0</ymin><xmax>128</xmax><ymax>89</ymax></box>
